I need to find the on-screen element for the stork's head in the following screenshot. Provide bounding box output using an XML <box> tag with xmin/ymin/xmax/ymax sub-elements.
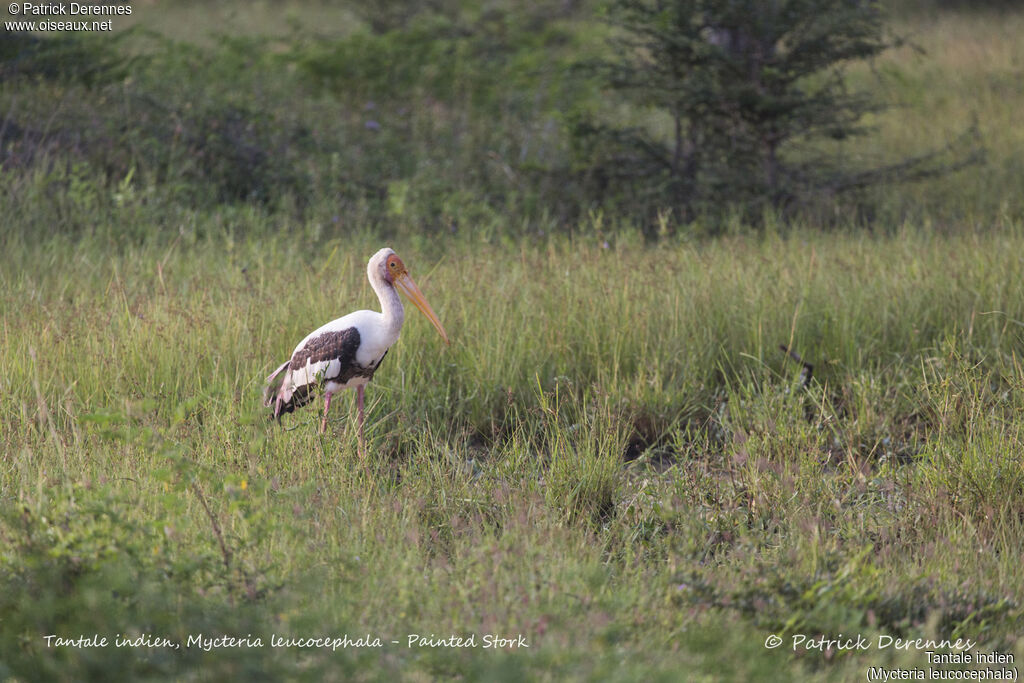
<box><xmin>369</xmin><ymin>247</ymin><xmax>450</xmax><ymax>345</ymax></box>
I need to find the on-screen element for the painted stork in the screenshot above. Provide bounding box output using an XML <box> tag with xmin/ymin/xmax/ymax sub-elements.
<box><xmin>262</xmin><ymin>248</ymin><xmax>449</xmax><ymax>456</ymax></box>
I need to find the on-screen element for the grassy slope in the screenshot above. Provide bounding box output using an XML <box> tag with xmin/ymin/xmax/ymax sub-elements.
<box><xmin>2</xmin><ymin>2</ymin><xmax>1024</xmax><ymax>681</ymax></box>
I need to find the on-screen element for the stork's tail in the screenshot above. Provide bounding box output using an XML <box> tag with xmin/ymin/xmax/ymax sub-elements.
<box><xmin>263</xmin><ymin>361</ymin><xmax>292</xmax><ymax>421</ymax></box>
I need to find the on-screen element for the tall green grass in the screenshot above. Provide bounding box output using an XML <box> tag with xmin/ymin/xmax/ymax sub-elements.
<box><xmin>2</xmin><ymin>216</ymin><xmax>1023</xmax><ymax>679</ymax></box>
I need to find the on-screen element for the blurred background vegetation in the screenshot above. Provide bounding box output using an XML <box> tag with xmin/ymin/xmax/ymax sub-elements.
<box><xmin>1</xmin><ymin>0</ymin><xmax>1020</xmax><ymax>242</ymax></box>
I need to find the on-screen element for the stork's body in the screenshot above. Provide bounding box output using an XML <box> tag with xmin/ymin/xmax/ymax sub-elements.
<box><xmin>263</xmin><ymin>248</ymin><xmax>448</xmax><ymax>456</ymax></box>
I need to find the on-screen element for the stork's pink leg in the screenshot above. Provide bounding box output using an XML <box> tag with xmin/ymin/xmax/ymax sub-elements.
<box><xmin>320</xmin><ymin>390</ymin><xmax>334</xmax><ymax>434</ymax></box>
<box><xmin>356</xmin><ymin>384</ymin><xmax>366</xmax><ymax>459</ymax></box>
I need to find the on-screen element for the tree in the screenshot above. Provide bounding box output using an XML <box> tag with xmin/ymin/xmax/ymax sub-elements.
<box><xmin>574</xmin><ymin>0</ymin><xmax>979</xmax><ymax>226</ymax></box>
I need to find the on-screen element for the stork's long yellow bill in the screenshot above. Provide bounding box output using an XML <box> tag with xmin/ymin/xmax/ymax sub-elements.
<box><xmin>394</xmin><ymin>274</ymin><xmax>450</xmax><ymax>345</ymax></box>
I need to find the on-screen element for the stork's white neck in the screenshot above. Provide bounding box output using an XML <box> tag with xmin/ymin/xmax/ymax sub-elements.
<box><xmin>373</xmin><ymin>273</ymin><xmax>405</xmax><ymax>338</ymax></box>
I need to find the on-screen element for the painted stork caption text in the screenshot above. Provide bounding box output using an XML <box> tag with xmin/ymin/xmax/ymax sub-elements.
<box><xmin>42</xmin><ymin>632</ymin><xmax>530</xmax><ymax>652</ymax></box>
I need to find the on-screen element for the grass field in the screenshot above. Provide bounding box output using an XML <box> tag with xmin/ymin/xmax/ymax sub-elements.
<box><xmin>3</xmin><ymin>225</ymin><xmax>1023</xmax><ymax>680</ymax></box>
<box><xmin>2</xmin><ymin>1</ymin><xmax>1024</xmax><ymax>681</ymax></box>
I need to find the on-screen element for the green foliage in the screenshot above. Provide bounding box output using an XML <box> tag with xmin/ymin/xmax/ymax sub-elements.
<box><xmin>285</xmin><ymin>7</ymin><xmax>593</xmax><ymax>229</ymax></box>
<box><xmin>0</xmin><ymin>27</ymin><xmax>134</xmax><ymax>85</ymax></box>
<box><xmin>2</xmin><ymin>3</ymin><xmax>1019</xmax><ymax>236</ymax></box>
<box><xmin>0</xmin><ymin>32</ymin><xmax>318</xmax><ymax>214</ymax></box>
<box><xmin>0</xmin><ymin>486</ymin><xmax>307</xmax><ymax>681</ymax></box>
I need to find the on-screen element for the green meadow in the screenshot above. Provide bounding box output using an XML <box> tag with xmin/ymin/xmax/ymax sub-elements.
<box><xmin>1</xmin><ymin>1</ymin><xmax>1023</xmax><ymax>680</ymax></box>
